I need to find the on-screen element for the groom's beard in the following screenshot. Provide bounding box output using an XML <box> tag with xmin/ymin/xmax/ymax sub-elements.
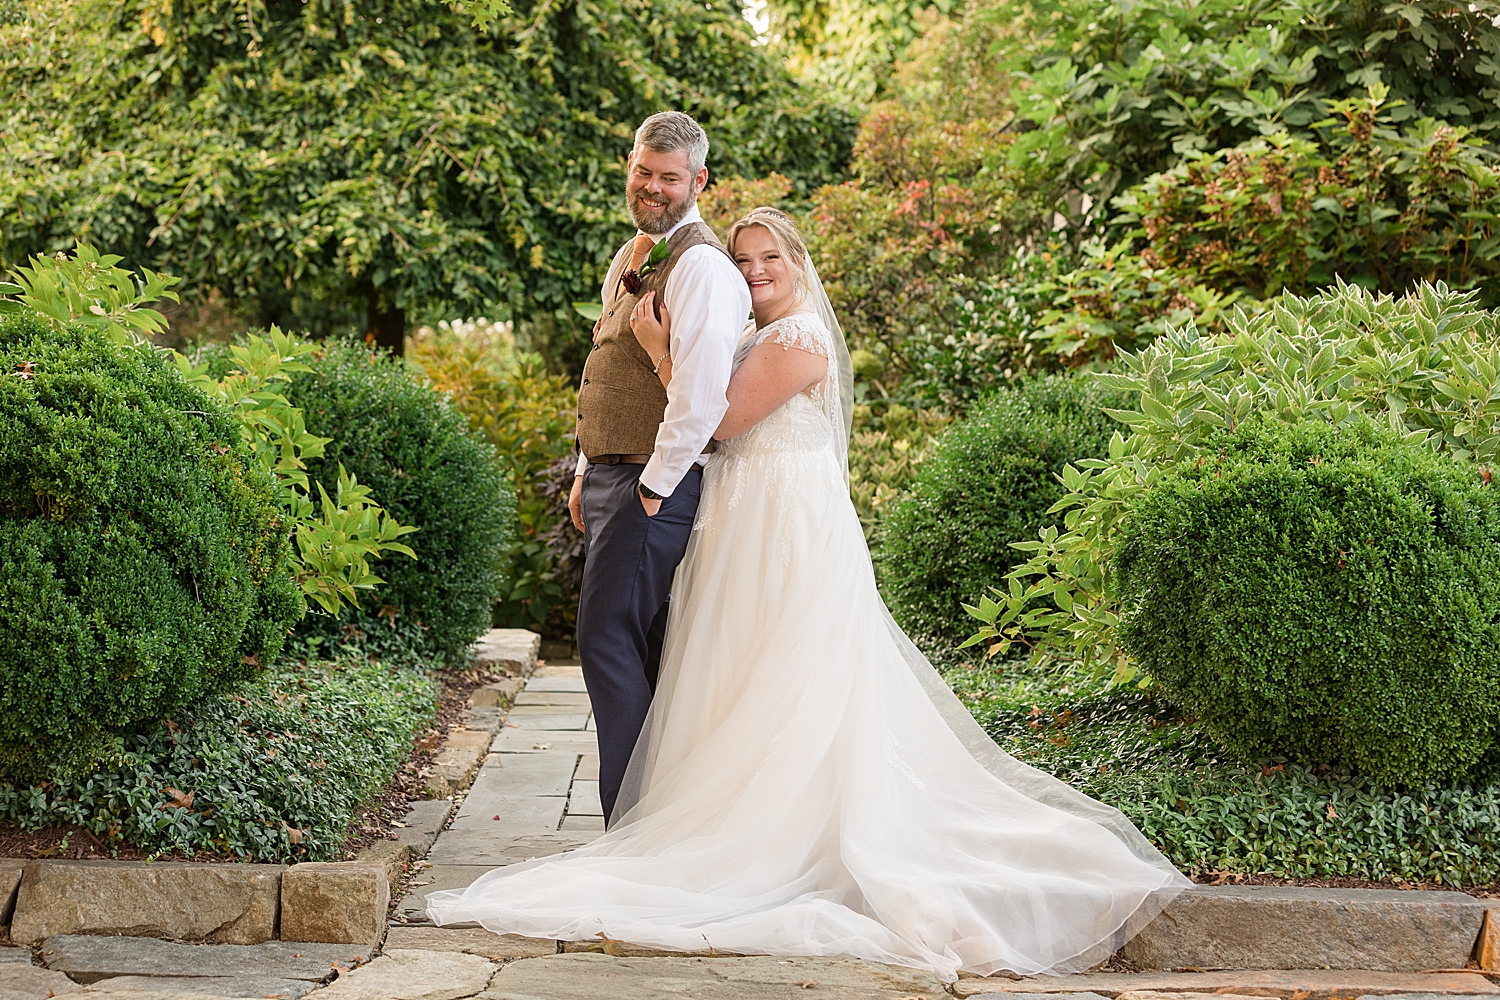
<box><xmin>628</xmin><ymin>187</ymin><xmax>696</xmax><ymax>235</ymax></box>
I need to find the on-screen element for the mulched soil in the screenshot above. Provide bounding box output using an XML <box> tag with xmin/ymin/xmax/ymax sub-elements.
<box><xmin>0</xmin><ymin>662</ymin><xmax>513</xmax><ymax>863</ymax></box>
<box><xmin>1191</xmin><ymin>872</ymin><xmax>1500</xmax><ymax>897</ymax></box>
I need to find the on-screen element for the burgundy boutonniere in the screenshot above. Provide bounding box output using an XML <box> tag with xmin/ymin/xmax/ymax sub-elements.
<box><xmin>619</xmin><ymin>238</ymin><xmax>672</xmax><ymax>297</ymax></box>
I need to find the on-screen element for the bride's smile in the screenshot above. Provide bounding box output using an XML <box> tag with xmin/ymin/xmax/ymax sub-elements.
<box><xmin>734</xmin><ymin>225</ymin><xmax>801</xmax><ymax>326</ymax></box>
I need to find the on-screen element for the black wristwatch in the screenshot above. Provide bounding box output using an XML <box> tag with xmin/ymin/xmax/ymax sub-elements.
<box><xmin>638</xmin><ymin>481</ymin><xmax>664</xmax><ymax>502</ymax></box>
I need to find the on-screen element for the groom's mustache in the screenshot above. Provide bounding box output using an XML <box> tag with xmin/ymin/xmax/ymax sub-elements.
<box><xmin>628</xmin><ymin>187</ymin><xmax>693</xmax><ymax>234</ymax></box>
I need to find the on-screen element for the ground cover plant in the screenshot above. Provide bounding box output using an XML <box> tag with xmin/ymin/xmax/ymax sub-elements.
<box><xmin>0</xmin><ymin>644</ymin><xmax>438</xmax><ymax>862</ymax></box>
<box><xmin>947</xmin><ymin>657</ymin><xmax>1500</xmax><ymax>885</ymax></box>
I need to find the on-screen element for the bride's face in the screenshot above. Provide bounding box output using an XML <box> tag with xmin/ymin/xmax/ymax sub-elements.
<box><xmin>734</xmin><ymin>226</ymin><xmax>795</xmax><ymax>316</ymax></box>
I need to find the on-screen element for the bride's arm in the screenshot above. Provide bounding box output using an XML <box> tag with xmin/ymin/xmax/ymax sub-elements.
<box><xmin>712</xmin><ymin>343</ymin><xmax>826</xmax><ymax>440</ymax></box>
<box><xmin>631</xmin><ymin>293</ymin><xmax>825</xmax><ymax>438</ymax></box>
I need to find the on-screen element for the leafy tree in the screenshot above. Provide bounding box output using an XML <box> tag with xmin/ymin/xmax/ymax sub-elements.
<box><xmin>0</xmin><ymin>0</ymin><xmax>854</xmax><ymax>367</ymax></box>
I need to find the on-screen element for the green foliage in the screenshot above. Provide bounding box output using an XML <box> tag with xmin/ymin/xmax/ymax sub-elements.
<box><xmin>1000</xmin><ymin>0</ymin><xmax>1500</xmax><ymax>212</ymax></box>
<box><xmin>0</xmin><ymin>649</ymin><xmax>437</xmax><ymax>862</ymax></box>
<box><xmin>966</xmin><ymin>281</ymin><xmax>1500</xmax><ymax>693</ymax></box>
<box><xmin>406</xmin><ymin>321</ymin><xmax>578</xmax><ymax>633</ymax></box>
<box><xmin>877</xmin><ymin>376</ymin><xmax>1125</xmax><ymax>660</ymax></box>
<box><xmin>949</xmin><ymin>658</ymin><xmax>1500</xmax><ymax>884</ymax></box>
<box><xmin>0</xmin><ymin>0</ymin><xmax>854</xmax><ymax>368</ymax></box>
<box><xmin>285</xmin><ymin>340</ymin><xmax>515</xmax><ymax>658</ymax></box>
<box><xmin>4</xmin><ymin>245</ymin><xmax>419</xmax><ymax>617</ymax></box>
<box><xmin>764</xmin><ymin>0</ymin><xmax>957</xmax><ymax>104</ymax></box>
<box><xmin>0</xmin><ymin>308</ymin><xmax>301</xmax><ymax>776</ymax></box>
<box><xmin>847</xmin><ymin>402</ymin><xmax>949</xmax><ymax>540</ymax></box>
<box><xmin>1116</xmin><ymin>417</ymin><xmax>1500</xmax><ymax>783</ymax></box>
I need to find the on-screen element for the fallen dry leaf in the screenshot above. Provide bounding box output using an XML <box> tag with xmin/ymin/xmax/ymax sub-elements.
<box><xmin>796</xmin><ymin>981</ymin><xmax>818</xmax><ymax>990</ymax></box>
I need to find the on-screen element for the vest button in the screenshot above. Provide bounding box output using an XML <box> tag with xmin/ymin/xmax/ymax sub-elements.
<box><xmin>582</xmin><ymin>378</ymin><xmax>589</xmax><ymax>385</ymax></box>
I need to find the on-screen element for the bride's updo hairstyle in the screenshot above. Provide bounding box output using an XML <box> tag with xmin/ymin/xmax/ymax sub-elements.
<box><xmin>726</xmin><ymin>207</ymin><xmax>811</xmax><ymax>302</ymax></box>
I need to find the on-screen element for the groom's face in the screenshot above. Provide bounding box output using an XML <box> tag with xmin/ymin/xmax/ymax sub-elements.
<box><xmin>627</xmin><ymin>146</ymin><xmax>707</xmax><ymax>235</ymax></box>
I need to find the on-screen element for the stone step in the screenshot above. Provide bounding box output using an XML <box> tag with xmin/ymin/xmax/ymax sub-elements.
<box><xmin>425</xmin><ymin>729</ymin><xmax>492</xmax><ymax>799</ymax></box>
<box><xmin>80</xmin><ymin>974</ymin><xmax>314</xmax><ymax>998</ymax></box>
<box><xmin>0</xmin><ymin>963</ymin><xmax>80</xmax><ymax>997</ymax></box>
<box><xmin>12</xmin><ymin>861</ymin><xmax>282</xmax><ymax>946</ymax></box>
<box><xmin>1120</xmin><ymin>886</ymin><xmax>1488</xmax><ymax>972</ymax></box>
<box><xmin>308</xmin><ymin>948</ymin><xmax>496</xmax><ymax>1000</ymax></box>
<box><xmin>953</xmin><ymin>971</ymin><xmax>1500</xmax><ymax>999</ymax></box>
<box><xmin>501</xmin><ymin>713</ymin><xmax>590</xmax><ymax>731</ymax></box>
<box><xmin>523</xmin><ymin>677</ymin><xmax>588</xmax><ymax>694</ymax></box>
<box><xmin>384</xmin><ymin>926</ymin><xmax>557</xmax><ymax>962</ymax></box>
<box><xmin>470</xmin><ymin>629</ymin><xmax>541</xmax><ymax>675</ymax></box>
<box><xmin>426</xmin><ymin>831</ymin><xmax>590</xmax><ymax>867</ymax></box>
<box><xmin>483</xmin><ymin>953</ymin><xmax>947</xmax><ymax>1000</ymax></box>
<box><xmin>393</xmin><ymin>866</ymin><xmax>494</xmax><ymax>924</ymax></box>
<box><xmin>40</xmin><ymin>936</ymin><xmax>375</xmax><ymax>985</ymax></box>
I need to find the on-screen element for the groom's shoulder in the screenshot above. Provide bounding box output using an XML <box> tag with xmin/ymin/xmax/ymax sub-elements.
<box><xmin>671</xmin><ymin>222</ymin><xmax>736</xmax><ymax>269</ymax></box>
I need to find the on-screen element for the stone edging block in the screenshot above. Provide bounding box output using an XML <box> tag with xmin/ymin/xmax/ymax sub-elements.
<box><xmin>1119</xmin><ymin>885</ymin><xmax>1488</xmax><ymax>972</ymax></box>
<box><xmin>0</xmin><ymin>858</ymin><xmax>23</xmax><ymax>927</ymax></box>
<box><xmin>9</xmin><ymin>860</ymin><xmax>282</xmax><ymax>946</ymax></box>
<box><xmin>280</xmin><ymin>862</ymin><xmax>389</xmax><ymax>947</ymax></box>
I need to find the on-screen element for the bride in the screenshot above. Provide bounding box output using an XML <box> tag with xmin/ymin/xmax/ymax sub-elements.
<box><xmin>426</xmin><ymin>207</ymin><xmax>1188</xmax><ymax>982</ymax></box>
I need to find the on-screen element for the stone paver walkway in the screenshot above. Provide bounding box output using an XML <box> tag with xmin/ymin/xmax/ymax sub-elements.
<box><xmin>396</xmin><ymin>661</ymin><xmax>600</xmax><ymax>925</ymax></box>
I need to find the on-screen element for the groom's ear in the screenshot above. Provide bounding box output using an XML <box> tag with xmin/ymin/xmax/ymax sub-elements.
<box><xmin>693</xmin><ymin>166</ymin><xmax>708</xmax><ymax>195</ymax></box>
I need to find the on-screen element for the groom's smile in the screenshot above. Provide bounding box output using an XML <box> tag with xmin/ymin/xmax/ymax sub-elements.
<box><xmin>626</xmin><ymin>146</ymin><xmax>706</xmax><ymax>235</ymax></box>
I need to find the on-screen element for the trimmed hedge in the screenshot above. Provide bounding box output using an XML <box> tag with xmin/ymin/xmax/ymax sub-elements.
<box><xmin>1115</xmin><ymin>417</ymin><xmax>1500</xmax><ymax>783</ymax></box>
<box><xmin>284</xmin><ymin>342</ymin><xmax>516</xmax><ymax>658</ymax></box>
<box><xmin>0</xmin><ymin>310</ymin><xmax>300</xmax><ymax>777</ymax></box>
<box><xmin>876</xmin><ymin>375</ymin><xmax>1127</xmax><ymax>660</ymax></box>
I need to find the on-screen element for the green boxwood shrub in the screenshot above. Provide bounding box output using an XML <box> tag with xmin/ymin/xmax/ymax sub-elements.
<box><xmin>284</xmin><ymin>341</ymin><xmax>515</xmax><ymax>658</ymax></box>
<box><xmin>0</xmin><ymin>311</ymin><xmax>301</xmax><ymax>776</ymax></box>
<box><xmin>876</xmin><ymin>374</ymin><xmax>1128</xmax><ymax>660</ymax></box>
<box><xmin>1115</xmin><ymin>417</ymin><xmax>1500</xmax><ymax>783</ymax></box>
<box><xmin>0</xmin><ymin>649</ymin><xmax>437</xmax><ymax>862</ymax></box>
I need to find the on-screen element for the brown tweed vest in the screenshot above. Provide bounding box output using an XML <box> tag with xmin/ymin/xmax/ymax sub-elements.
<box><xmin>576</xmin><ymin>221</ymin><xmax>732</xmax><ymax>460</ymax></box>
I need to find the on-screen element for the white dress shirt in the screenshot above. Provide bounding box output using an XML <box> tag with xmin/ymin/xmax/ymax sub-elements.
<box><xmin>575</xmin><ymin>205</ymin><xmax>751</xmax><ymax>498</ymax></box>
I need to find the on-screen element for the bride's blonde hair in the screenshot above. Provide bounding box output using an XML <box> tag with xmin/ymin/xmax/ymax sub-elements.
<box><xmin>726</xmin><ymin>208</ymin><xmax>810</xmax><ymax>301</ymax></box>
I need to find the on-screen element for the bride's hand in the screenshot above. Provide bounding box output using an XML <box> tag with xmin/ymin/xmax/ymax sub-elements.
<box><xmin>630</xmin><ymin>292</ymin><xmax>671</xmax><ymax>364</ymax></box>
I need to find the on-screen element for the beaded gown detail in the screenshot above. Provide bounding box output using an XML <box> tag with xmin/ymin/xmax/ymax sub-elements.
<box><xmin>427</xmin><ymin>313</ymin><xmax>1187</xmax><ymax>982</ymax></box>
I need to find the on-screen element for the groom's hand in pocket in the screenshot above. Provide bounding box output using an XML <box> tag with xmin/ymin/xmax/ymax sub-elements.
<box><xmin>640</xmin><ymin>495</ymin><xmax>662</xmax><ymax>517</ymax></box>
<box><xmin>569</xmin><ymin>476</ymin><xmax>585</xmax><ymax>532</ymax></box>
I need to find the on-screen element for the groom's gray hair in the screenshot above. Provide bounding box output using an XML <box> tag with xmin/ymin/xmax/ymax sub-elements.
<box><xmin>634</xmin><ymin>112</ymin><xmax>710</xmax><ymax>177</ymax></box>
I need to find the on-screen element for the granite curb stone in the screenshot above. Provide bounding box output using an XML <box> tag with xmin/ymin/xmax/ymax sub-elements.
<box><xmin>11</xmin><ymin>862</ymin><xmax>282</xmax><ymax>946</ymax></box>
<box><xmin>1119</xmin><ymin>886</ymin><xmax>1487</xmax><ymax>972</ymax></box>
<box><xmin>0</xmin><ymin>948</ymin><xmax>31</xmax><ymax>964</ymax></box>
<box><xmin>41</xmin><ymin>936</ymin><xmax>375</xmax><ymax>984</ymax></box>
<box><xmin>279</xmin><ymin>863</ymin><xmax>388</xmax><ymax>946</ymax></box>
<box><xmin>352</xmin><ymin>841</ymin><xmax>412</xmax><ymax>888</ymax></box>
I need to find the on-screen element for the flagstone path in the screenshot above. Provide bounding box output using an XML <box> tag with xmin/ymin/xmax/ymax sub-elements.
<box><xmin>394</xmin><ymin>660</ymin><xmax>601</xmax><ymax>926</ymax></box>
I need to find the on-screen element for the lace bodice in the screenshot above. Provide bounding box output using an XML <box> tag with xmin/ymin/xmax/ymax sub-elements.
<box><xmin>698</xmin><ymin>313</ymin><xmax>844</xmax><ymax>549</ymax></box>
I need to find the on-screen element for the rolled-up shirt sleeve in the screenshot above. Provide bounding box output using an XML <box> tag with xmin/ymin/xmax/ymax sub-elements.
<box><xmin>639</xmin><ymin>245</ymin><xmax>750</xmax><ymax>497</ymax></box>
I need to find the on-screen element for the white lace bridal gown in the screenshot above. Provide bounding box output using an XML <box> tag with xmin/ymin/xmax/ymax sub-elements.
<box><xmin>427</xmin><ymin>313</ymin><xmax>1189</xmax><ymax>982</ymax></box>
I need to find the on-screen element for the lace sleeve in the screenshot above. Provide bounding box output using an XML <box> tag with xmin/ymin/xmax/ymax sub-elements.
<box><xmin>753</xmin><ymin>313</ymin><xmax>833</xmax><ymax>358</ymax></box>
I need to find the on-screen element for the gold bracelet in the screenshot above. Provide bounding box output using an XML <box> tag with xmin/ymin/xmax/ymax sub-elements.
<box><xmin>652</xmin><ymin>351</ymin><xmax>671</xmax><ymax>374</ymax></box>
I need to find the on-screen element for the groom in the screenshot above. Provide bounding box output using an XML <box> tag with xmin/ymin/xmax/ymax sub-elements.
<box><xmin>568</xmin><ymin>111</ymin><xmax>751</xmax><ymax>825</ymax></box>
